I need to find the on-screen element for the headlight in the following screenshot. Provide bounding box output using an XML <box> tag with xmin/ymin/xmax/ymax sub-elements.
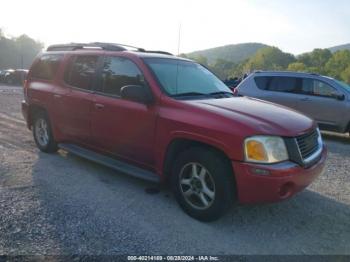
<box><xmin>244</xmin><ymin>136</ymin><xmax>288</xmax><ymax>164</ymax></box>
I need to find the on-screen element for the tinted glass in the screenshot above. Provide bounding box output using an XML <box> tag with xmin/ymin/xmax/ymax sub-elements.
<box><xmin>268</xmin><ymin>77</ymin><xmax>297</xmax><ymax>92</ymax></box>
<box><xmin>100</xmin><ymin>56</ymin><xmax>145</xmax><ymax>96</ymax></box>
<box><xmin>31</xmin><ymin>54</ymin><xmax>63</xmax><ymax>80</ymax></box>
<box><xmin>254</xmin><ymin>76</ymin><xmax>270</xmax><ymax>90</ymax></box>
<box><xmin>144</xmin><ymin>58</ymin><xmax>231</xmax><ymax>96</ymax></box>
<box><xmin>335</xmin><ymin>79</ymin><xmax>350</xmax><ymax>92</ymax></box>
<box><xmin>65</xmin><ymin>56</ymin><xmax>98</xmax><ymax>90</ymax></box>
<box><xmin>302</xmin><ymin>79</ymin><xmax>337</xmax><ymax>97</ymax></box>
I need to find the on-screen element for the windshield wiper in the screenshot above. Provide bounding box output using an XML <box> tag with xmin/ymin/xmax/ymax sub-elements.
<box><xmin>171</xmin><ymin>92</ymin><xmax>207</xmax><ymax>97</ymax></box>
<box><xmin>208</xmin><ymin>91</ymin><xmax>233</xmax><ymax>96</ymax></box>
<box><xmin>171</xmin><ymin>91</ymin><xmax>234</xmax><ymax>99</ymax></box>
<box><xmin>208</xmin><ymin>91</ymin><xmax>234</xmax><ymax>97</ymax></box>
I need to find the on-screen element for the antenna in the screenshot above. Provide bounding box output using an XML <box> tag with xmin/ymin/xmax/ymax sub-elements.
<box><xmin>177</xmin><ymin>23</ymin><xmax>182</xmax><ymax>56</ymax></box>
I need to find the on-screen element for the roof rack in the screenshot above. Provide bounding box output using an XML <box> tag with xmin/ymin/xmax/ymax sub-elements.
<box><xmin>47</xmin><ymin>42</ymin><xmax>137</xmax><ymax>52</ymax></box>
<box><xmin>145</xmin><ymin>50</ymin><xmax>173</xmax><ymax>55</ymax></box>
<box><xmin>254</xmin><ymin>70</ymin><xmax>320</xmax><ymax>75</ymax></box>
<box><xmin>46</xmin><ymin>42</ymin><xmax>173</xmax><ymax>55</ymax></box>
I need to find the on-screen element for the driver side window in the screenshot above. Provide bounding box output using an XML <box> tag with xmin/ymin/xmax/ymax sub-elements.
<box><xmin>302</xmin><ymin>79</ymin><xmax>338</xmax><ymax>98</ymax></box>
<box><xmin>100</xmin><ymin>56</ymin><xmax>145</xmax><ymax>96</ymax></box>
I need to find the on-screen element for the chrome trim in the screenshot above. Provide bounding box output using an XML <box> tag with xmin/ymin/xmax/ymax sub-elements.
<box><xmin>296</xmin><ymin>128</ymin><xmax>323</xmax><ymax>164</ymax></box>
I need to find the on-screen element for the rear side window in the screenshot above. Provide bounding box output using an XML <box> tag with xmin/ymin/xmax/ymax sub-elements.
<box><xmin>64</xmin><ymin>55</ymin><xmax>99</xmax><ymax>90</ymax></box>
<box><xmin>268</xmin><ymin>77</ymin><xmax>297</xmax><ymax>92</ymax></box>
<box><xmin>254</xmin><ymin>76</ymin><xmax>270</xmax><ymax>90</ymax></box>
<box><xmin>99</xmin><ymin>56</ymin><xmax>145</xmax><ymax>96</ymax></box>
<box><xmin>255</xmin><ymin>76</ymin><xmax>298</xmax><ymax>93</ymax></box>
<box><xmin>31</xmin><ymin>54</ymin><xmax>63</xmax><ymax>81</ymax></box>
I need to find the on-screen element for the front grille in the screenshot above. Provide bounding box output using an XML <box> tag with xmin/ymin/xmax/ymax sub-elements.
<box><xmin>284</xmin><ymin>128</ymin><xmax>323</xmax><ymax>168</ymax></box>
<box><xmin>295</xmin><ymin>129</ymin><xmax>320</xmax><ymax>161</ymax></box>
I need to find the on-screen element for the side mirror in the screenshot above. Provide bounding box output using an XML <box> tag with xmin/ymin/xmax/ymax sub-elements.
<box><xmin>334</xmin><ymin>93</ymin><xmax>345</xmax><ymax>101</ymax></box>
<box><xmin>120</xmin><ymin>85</ymin><xmax>154</xmax><ymax>104</ymax></box>
<box><xmin>230</xmin><ymin>87</ymin><xmax>238</xmax><ymax>95</ymax></box>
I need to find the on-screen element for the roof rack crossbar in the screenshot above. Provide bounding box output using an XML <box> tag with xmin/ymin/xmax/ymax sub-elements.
<box><xmin>91</xmin><ymin>42</ymin><xmax>145</xmax><ymax>52</ymax></box>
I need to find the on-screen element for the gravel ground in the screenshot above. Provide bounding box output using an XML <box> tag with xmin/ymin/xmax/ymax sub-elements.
<box><xmin>0</xmin><ymin>84</ymin><xmax>349</xmax><ymax>255</ymax></box>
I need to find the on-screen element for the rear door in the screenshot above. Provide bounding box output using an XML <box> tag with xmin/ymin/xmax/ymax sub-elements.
<box><xmin>53</xmin><ymin>54</ymin><xmax>101</xmax><ymax>145</ymax></box>
<box><xmin>294</xmin><ymin>78</ymin><xmax>347</xmax><ymax>130</ymax></box>
<box><xmin>90</xmin><ymin>55</ymin><xmax>157</xmax><ymax>169</ymax></box>
<box><xmin>253</xmin><ymin>76</ymin><xmax>300</xmax><ymax>110</ymax></box>
<box><xmin>28</xmin><ymin>53</ymin><xmax>64</xmax><ymax>120</ymax></box>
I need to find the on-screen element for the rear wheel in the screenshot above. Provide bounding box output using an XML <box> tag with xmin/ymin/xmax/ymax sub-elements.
<box><xmin>171</xmin><ymin>147</ymin><xmax>236</xmax><ymax>222</ymax></box>
<box><xmin>33</xmin><ymin>112</ymin><xmax>58</xmax><ymax>153</ymax></box>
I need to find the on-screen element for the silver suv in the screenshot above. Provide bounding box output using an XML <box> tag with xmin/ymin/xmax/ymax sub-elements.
<box><xmin>237</xmin><ymin>71</ymin><xmax>350</xmax><ymax>134</ymax></box>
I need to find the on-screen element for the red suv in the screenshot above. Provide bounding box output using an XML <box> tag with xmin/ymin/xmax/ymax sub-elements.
<box><xmin>22</xmin><ymin>43</ymin><xmax>327</xmax><ymax>221</ymax></box>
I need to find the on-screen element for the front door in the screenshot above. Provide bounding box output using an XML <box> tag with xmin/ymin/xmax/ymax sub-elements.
<box><xmin>295</xmin><ymin>78</ymin><xmax>347</xmax><ymax>130</ymax></box>
<box><xmin>91</xmin><ymin>55</ymin><xmax>157</xmax><ymax>169</ymax></box>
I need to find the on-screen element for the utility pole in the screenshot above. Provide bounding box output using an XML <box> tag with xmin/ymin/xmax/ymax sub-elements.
<box><xmin>177</xmin><ymin>23</ymin><xmax>181</xmax><ymax>56</ymax></box>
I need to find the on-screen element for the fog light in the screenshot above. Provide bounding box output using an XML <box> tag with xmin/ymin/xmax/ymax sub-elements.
<box><xmin>279</xmin><ymin>182</ymin><xmax>294</xmax><ymax>198</ymax></box>
<box><xmin>250</xmin><ymin>168</ymin><xmax>270</xmax><ymax>176</ymax></box>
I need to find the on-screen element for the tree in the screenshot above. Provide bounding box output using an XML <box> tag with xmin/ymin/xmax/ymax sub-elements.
<box><xmin>189</xmin><ymin>55</ymin><xmax>208</xmax><ymax>67</ymax></box>
<box><xmin>325</xmin><ymin>50</ymin><xmax>350</xmax><ymax>79</ymax></box>
<box><xmin>243</xmin><ymin>47</ymin><xmax>295</xmax><ymax>72</ymax></box>
<box><xmin>296</xmin><ymin>49</ymin><xmax>332</xmax><ymax>74</ymax></box>
<box><xmin>298</xmin><ymin>49</ymin><xmax>332</xmax><ymax>68</ymax></box>
<box><xmin>211</xmin><ymin>58</ymin><xmax>236</xmax><ymax>79</ymax></box>
<box><xmin>0</xmin><ymin>33</ymin><xmax>43</xmax><ymax>69</ymax></box>
<box><xmin>287</xmin><ymin>62</ymin><xmax>306</xmax><ymax>72</ymax></box>
<box><xmin>340</xmin><ymin>65</ymin><xmax>350</xmax><ymax>83</ymax></box>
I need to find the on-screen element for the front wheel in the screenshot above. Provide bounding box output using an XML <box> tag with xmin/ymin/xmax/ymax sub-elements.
<box><xmin>33</xmin><ymin>112</ymin><xmax>58</xmax><ymax>153</ymax></box>
<box><xmin>171</xmin><ymin>147</ymin><xmax>236</xmax><ymax>222</ymax></box>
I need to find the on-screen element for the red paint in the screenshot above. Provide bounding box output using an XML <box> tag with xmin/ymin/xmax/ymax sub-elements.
<box><xmin>22</xmin><ymin>49</ymin><xmax>327</xmax><ymax>204</ymax></box>
<box><xmin>232</xmin><ymin>147</ymin><xmax>327</xmax><ymax>203</ymax></box>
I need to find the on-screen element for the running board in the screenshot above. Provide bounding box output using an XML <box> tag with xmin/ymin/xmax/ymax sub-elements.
<box><xmin>58</xmin><ymin>143</ymin><xmax>160</xmax><ymax>183</ymax></box>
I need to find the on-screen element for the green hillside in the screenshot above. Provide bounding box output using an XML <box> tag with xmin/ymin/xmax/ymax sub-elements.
<box><xmin>184</xmin><ymin>43</ymin><xmax>350</xmax><ymax>83</ymax></box>
<box><xmin>186</xmin><ymin>43</ymin><xmax>269</xmax><ymax>64</ymax></box>
<box><xmin>328</xmin><ymin>43</ymin><xmax>350</xmax><ymax>53</ymax></box>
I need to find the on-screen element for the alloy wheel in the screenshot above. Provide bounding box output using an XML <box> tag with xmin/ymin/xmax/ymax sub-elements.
<box><xmin>179</xmin><ymin>162</ymin><xmax>216</xmax><ymax>210</ymax></box>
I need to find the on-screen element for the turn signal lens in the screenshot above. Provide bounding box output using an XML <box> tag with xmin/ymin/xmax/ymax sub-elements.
<box><xmin>246</xmin><ymin>140</ymin><xmax>268</xmax><ymax>161</ymax></box>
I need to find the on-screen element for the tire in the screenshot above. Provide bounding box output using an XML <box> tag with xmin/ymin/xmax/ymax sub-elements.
<box><xmin>32</xmin><ymin>111</ymin><xmax>58</xmax><ymax>153</ymax></box>
<box><xmin>171</xmin><ymin>147</ymin><xmax>236</xmax><ymax>222</ymax></box>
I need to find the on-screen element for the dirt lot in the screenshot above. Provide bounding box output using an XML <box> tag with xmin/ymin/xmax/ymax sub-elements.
<box><xmin>0</xmin><ymin>85</ymin><xmax>349</xmax><ymax>255</ymax></box>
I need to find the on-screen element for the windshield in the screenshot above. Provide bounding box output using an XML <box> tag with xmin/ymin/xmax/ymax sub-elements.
<box><xmin>144</xmin><ymin>58</ymin><xmax>232</xmax><ymax>98</ymax></box>
<box><xmin>335</xmin><ymin>79</ymin><xmax>350</xmax><ymax>92</ymax></box>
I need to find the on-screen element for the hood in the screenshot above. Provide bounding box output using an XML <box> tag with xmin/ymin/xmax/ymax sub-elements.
<box><xmin>185</xmin><ymin>97</ymin><xmax>316</xmax><ymax>137</ymax></box>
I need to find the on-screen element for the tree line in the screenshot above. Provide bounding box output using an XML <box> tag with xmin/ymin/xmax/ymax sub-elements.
<box><xmin>1</xmin><ymin>30</ymin><xmax>349</xmax><ymax>84</ymax></box>
<box><xmin>182</xmin><ymin>47</ymin><xmax>350</xmax><ymax>84</ymax></box>
<box><xmin>0</xmin><ymin>29</ymin><xmax>43</xmax><ymax>70</ymax></box>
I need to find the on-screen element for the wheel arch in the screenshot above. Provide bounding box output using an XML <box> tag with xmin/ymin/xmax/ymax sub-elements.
<box><xmin>28</xmin><ymin>104</ymin><xmax>48</xmax><ymax>128</ymax></box>
<box><xmin>162</xmin><ymin>137</ymin><xmax>234</xmax><ymax>184</ymax></box>
<box><xmin>346</xmin><ymin>121</ymin><xmax>350</xmax><ymax>133</ymax></box>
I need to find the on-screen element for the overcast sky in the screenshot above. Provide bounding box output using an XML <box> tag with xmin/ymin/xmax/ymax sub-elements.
<box><xmin>1</xmin><ymin>0</ymin><xmax>350</xmax><ymax>54</ymax></box>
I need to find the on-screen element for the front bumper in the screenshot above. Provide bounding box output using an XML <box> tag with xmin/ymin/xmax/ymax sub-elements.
<box><xmin>232</xmin><ymin>145</ymin><xmax>327</xmax><ymax>204</ymax></box>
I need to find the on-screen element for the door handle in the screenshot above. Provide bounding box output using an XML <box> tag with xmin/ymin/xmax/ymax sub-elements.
<box><xmin>94</xmin><ymin>103</ymin><xmax>105</xmax><ymax>109</ymax></box>
<box><xmin>53</xmin><ymin>94</ymin><xmax>62</xmax><ymax>99</ymax></box>
<box><xmin>300</xmin><ymin>97</ymin><xmax>311</xmax><ymax>101</ymax></box>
